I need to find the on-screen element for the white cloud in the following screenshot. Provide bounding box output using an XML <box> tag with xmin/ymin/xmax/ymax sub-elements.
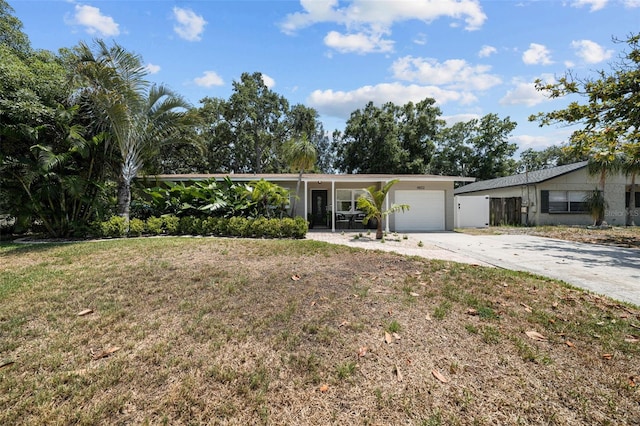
<box><xmin>571</xmin><ymin>39</ymin><xmax>613</xmax><ymax>64</ymax></box>
<box><xmin>499</xmin><ymin>78</ymin><xmax>554</xmax><ymax>107</ymax></box>
<box><xmin>571</xmin><ymin>0</ymin><xmax>608</xmax><ymax>11</ymax></box>
<box><xmin>261</xmin><ymin>74</ymin><xmax>276</xmax><ymax>88</ymax></box>
<box><xmin>624</xmin><ymin>0</ymin><xmax>640</xmax><ymax>7</ymax></box>
<box><xmin>68</xmin><ymin>4</ymin><xmax>120</xmax><ymax>37</ymax></box>
<box><xmin>144</xmin><ymin>63</ymin><xmax>161</xmax><ymax>75</ymax></box>
<box><xmin>307</xmin><ymin>82</ymin><xmax>476</xmax><ymax>119</ymax></box>
<box><xmin>391</xmin><ymin>56</ymin><xmax>502</xmax><ymax>91</ymax></box>
<box><xmin>522</xmin><ymin>43</ymin><xmax>553</xmax><ymax>65</ymax></box>
<box><xmin>324</xmin><ymin>30</ymin><xmax>394</xmax><ymax>54</ymax></box>
<box><xmin>194</xmin><ymin>71</ymin><xmax>224</xmax><ymax>88</ymax></box>
<box><xmin>281</xmin><ymin>0</ymin><xmax>486</xmax><ymax>33</ymax></box>
<box><xmin>173</xmin><ymin>7</ymin><xmax>207</xmax><ymax>41</ymax></box>
<box><xmin>478</xmin><ymin>45</ymin><xmax>497</xmax><ymax>58</ymax></box>
<box><xmin>442</xmin><ymin>113</ymin><xmax>481</xmax><ymax>126</ymax></box>
<box><xmin>280</xmin><ymin>0</ymin><xmax>486</xmax><ymax>54</ymax></box>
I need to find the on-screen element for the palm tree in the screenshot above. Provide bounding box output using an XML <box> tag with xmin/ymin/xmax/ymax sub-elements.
<box><xmin>356</xmin><ymin>179</ymin><xmax>409</xmax><ymax>240</ymax></box>
<box><xmin>285</xmin><ymin>134</ymin><xmax>317</xmax><ymax>217</ymax></box>
<box><xmin>70</xmin><ymin>40</ymin><xmax>196</xmax><ymax>223</ymax></box>
<box><xmin>621</xmin><ymin>142</ymin><xmax>640</xmax><ymax>226</ymax></box>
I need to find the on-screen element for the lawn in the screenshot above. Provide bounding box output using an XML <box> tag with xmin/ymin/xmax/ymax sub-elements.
<box><xmin>1</xmin><ymin>237</ymin><xmax>638</xmax><ymax>425</ymax></box>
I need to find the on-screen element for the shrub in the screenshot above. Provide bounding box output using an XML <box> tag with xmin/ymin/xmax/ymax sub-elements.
<box><xmin>97</xmin><ymin>216</ymin><xmax>127</xmax><ymax>238</ymax></box>
<box><xmin>162</xmin><ymin>215</ymin><xmax>180</xmax><ymax>235</ymax></box>
<box><xmin>178</xmin><ymin>216</ymin><xmax>196</xmax><ymax>235</ymax></box>
<box><xmin>227</xmin><ymin>216</ymin><xmax>250</xmax><ymax>237</ymax></box>
<box><xmin>128</xmin><ymin>218</ymin><xmax>146</xmax><ymax>237</ymax></box>
<box><xmin>146</xmin><ymin>217</ymin><xmax>164</xmax><ymax>235</ymax></box>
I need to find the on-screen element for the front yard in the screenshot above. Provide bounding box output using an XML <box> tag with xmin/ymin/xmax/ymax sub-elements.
<box><xmin>1</xmin><ymin>237</ymin><xmax>638</xmax><ymax>424</ymax></box>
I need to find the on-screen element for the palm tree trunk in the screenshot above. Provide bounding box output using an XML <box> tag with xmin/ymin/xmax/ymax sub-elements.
<box><xmin>291</xmin><ymin>169</ymin><xmax>302</xmax><ymax>217</ymax></box>
<box><xmin>628</xmin><ymin>172</ymin><xmax>637</xmax><ymax>226</ymax></box>
<box><xmin>116</xmin><ymin>176</ymin><xmax>131</xmax><ymax>224</ymax></box>
<box><xmin>376</xmin><ymin>215</ymin><xmax>383</xmax><ymax>240</ymax></box>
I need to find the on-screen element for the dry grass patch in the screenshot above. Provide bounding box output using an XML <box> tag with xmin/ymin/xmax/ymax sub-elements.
<box><xmin>460</xmin><ymin>225</ymin><xmax>640</xmax><ymax>249</ymax></box>
<box><xmin>1</xmin><ymin>237</ymin><xmax>639</xmax><ymax>425</ymax></box>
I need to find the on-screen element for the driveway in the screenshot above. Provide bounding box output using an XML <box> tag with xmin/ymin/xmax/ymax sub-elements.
<box><xmin>306</xmin><ymin>231</ymin><xmax>640</xmax><ymax>307</ymax></box>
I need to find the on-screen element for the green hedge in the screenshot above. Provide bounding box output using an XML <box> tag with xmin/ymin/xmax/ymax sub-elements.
<box><xmin>93</xmin><ymin>215</ymin><xmax>307</xmax><ymax>239</ymax></box>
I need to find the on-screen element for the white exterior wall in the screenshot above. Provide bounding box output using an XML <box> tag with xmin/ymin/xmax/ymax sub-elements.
<box><xmin>456</xmin><ymin>169</ymin><xmax>638</xmax><ymax>226</ymax></box>
<box><xmin>389</xmin><ymin>181</ymin><xmax>455</xmax><ymax>231</ymax></box>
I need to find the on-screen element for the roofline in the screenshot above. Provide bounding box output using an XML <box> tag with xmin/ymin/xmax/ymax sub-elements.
<box><xmin>139</xmin><ymin>173</ymin><xmax>476</xmax><ymax>183</ymax></box>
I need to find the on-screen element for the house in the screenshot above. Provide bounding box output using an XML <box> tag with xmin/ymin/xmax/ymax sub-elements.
<box><xmin>145</xmin><ymin>173</ymin><xmax>475</xmax><ymax>232</ymax></box>
<box><xmin>454</xmin><ymin>161</ymin><xmax>640</xmax><ymax>226</ymax></box>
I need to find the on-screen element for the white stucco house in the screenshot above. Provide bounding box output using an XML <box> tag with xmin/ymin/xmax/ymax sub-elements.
<box><xmin>145</xmin><ymin>173</ymin><xmax>475</xmax><ymax>232</ymax></box>
<box><xmin>454</xmin><ymin>161</ymin><xmax>639</xmax><ymax>227</ymax></box>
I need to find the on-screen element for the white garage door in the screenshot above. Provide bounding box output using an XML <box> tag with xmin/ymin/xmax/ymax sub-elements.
<box><xmin>394</xmin><ymin>190</ymin><xmax>445</xmax><ymax>231</ymax></box>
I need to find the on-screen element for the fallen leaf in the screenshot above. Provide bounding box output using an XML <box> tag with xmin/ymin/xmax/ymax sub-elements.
<box><xmin>525</xmin><ymin>331</ymin><xmax>547</xmax><ymax>341</ymax></box>
<box><xmin>630</xmin><ymin>323</ymin><xmax>640</xmax><ymax>330</ymax></box>
<box><xmin>394</xmin><ymin>365</ymin><xmax>403</xmax><ymax>382</ymax></box>
<box><xmin>77</xmin><ymin>309</ymin><xmax>93</xmax><ymax>316</ymax></box>
<box><xmin>565</xmin><ymin>340</ymin><xmax>575</xmax><ymax>347</ymax></box>
<box><xmin>425</xmin><ymin>313</ymin><xmax>432</xmax><ymax>321</ymax></box>
<box><xmin>392</xmin><ymin>332</ymin><xmax>401</xmax><ymax>340</ymax></box>
<box><xmin>431</xmin><ymin>369</ymin><xmax>449</xmax><ymax>383</ymax></box>
<box><xmin>624</xmin><ymin>337</ymin><xmax>639</xmax><ymax>343</ymax></box>
<box><xmin>387</xmin><ymin>309</ymin><xmax>393</xmax><ymax>316</ymax></box>
<box><xmin>466</xmin><ymin>308</ymin><xmax>478</xmax><ymax>316</ymax></box>
<box><xmin>602</xmin><ymin>353</ymin><xmax>613</xmax><ymax>360</ymax></box>
<box><xmin>628</xmin><ymin>376</ymin><xmax>637</xmax><ymax>387</ymax></box>
<box><xmin>520</xmin><ymin>303</ymin><xmax>533</xmax><ymax>313</ymax></box>
<box><xmin>338</xmin><ymin>320</ymin><xmax>349</xmax><ymax>327</ymax></box>
<box><xmin>384</xmin><ymin>332</ymin><xmax>393</xmax><ymax>344</ymax></box>
<box><xmin>291</xmin><ymin>274</ymin><xmax>301</xmax><ymax>281</ymax></box>
<box><xmin>319</xmin><ymin>384</ymin><xmax>329</xmax><ymax>393</ymax></box>
<box><xmin>310</xmin><ymin>300</ymin><xmax>316</xmax><ymax>306</ymax></box>
<box><xmin>0</xmin><ymin>360</ymin><xmax>15</xmax><ymax>369</ymax></box>
<box><xmin>409</xmin><ymin>292</ymin><xmax>420</xmax><ymax>297</ymax></box>
<box><xmin>357</xmin><ymin>346</ymin><xmax>368</xmax><ymax>357</ymax></box>
<box><xmin>92</xmin><ymin>346</ymin><xmax>121</xmax><ymax>360</ymax></box>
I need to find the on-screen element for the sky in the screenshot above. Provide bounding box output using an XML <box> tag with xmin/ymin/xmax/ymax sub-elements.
<box><xmin>9</xmin><ymin>0</ymin><xmax>640</xmax><ymax>155</ymax></box>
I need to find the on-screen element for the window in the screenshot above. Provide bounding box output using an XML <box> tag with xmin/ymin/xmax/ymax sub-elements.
<box><xmin>625</xmin><ymin>191</ymin><xmax>640</xmax><ymax>208</ymax></box>
<box><xmin>541</xmin><ymin>190</ymin><xmax>589</xmax><ymax>213</ymax></box>
<box><xmin>336</xmin><ymin>189</ymin><xmax>365</xmax><ymax>212</ymax></box>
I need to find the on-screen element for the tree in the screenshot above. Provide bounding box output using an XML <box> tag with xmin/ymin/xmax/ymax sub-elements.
<box><xmin>334</xmin><ymin>99</ymin><xmax>443</xmax><ymax>174</ymax></box>
<box><xmin>70</xmin><ymin>40</ymin><xmax>195</xmax><ymax>223</ymax></box>
<box><xmin>530</xmin><ymin>33</ymin><xmax>640</xmax><ymax>225</ymax></box>
<box><xmin>429</xmin><ymin>114</ymin><xmax>517</xmax><ymax>180</ymax></box>
<box><xmin>430</xmin><ymin>121</ymin><xmax>474</xmax><ymax>177</ymax></box>
<box><xmin>224</xmin><ymin>72</ymin><xmax>289</xmax><ymax>173</ymax></box>
<box><xmin>356</xmin><ymin>179</ymin><xmax>409</xmax><ymax>240</ymax></box>
<box><xmin>466</xmin><ymin>114</ymin><xmax>518</xmax><ymax>180</ymax></box>
<box><xmin>284</xmin><ymin>134</ymin><xmax>317</xmax><ymax>216</ymax></box>
<box><xmin>287</xmin><ymin>104</ymin><xmax>333</xmax><ymax>172</ymax></box>
<box><xmin>517</xmin><ymin>145</ymin><xmax>587</xmax><ymax>173</ymax></box>
<box><xmin>0</xmin><ymin>0</ymin><xmax>30</xmax><ymax>55</ymax></box>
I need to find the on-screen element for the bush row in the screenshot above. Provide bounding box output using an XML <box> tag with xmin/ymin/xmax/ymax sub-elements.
<box><xmin>93</xmin><ymin>215</ymin><xmax>308</xmax><ymax>239</ymax></box>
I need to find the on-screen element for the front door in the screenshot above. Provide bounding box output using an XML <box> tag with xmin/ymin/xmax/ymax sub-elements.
<box><xmin>311</xmin><ymin>190</ymin><xmax>328</xmax><ymax>227</ymax></box>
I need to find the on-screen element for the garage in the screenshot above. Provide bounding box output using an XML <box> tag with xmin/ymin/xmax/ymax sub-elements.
<box><xmin>394</xmin><ymin>190</ymin><xmax>445</xmax><ymax>231</ymax></box>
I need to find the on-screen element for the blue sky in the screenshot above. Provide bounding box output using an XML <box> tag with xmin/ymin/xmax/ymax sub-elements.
<box><xmin>10</xmin><ymin>0</ymin><xmax>640</xmax><ymax>154</ymax></box>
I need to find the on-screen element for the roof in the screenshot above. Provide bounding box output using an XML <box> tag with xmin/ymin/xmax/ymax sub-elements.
<box><xmin>454</xmin><ymin>161</ymin><xmax>588</xmax><ymax>195</ymax></box>
<box><xmin>141</xmin><ymin>173</ymin><xmax>476</xmax><ymax>184</ymax></box>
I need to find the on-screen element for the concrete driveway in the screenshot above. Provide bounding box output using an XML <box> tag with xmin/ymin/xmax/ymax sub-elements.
<box><xmin>306</xmin><ymin>231</ymin><xmax>640</xmax><ymax>307</ymax></box>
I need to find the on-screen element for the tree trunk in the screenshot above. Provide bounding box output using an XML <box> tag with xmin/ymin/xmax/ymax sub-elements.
<box><xmin>628</xmin><ymin>172</ymin><xmax>637</xmax><ymax>227</ymax></box>
<box><xmin>116</xmin><ymin>177</ymin><xmax>131</xmax><ymax>224</ymax></box>
<box><xmin>291</xmin><ymin>169</ymin><xmax>302</xmax><ymax>217</ymax></box>
<box><xmin>376</xmin><ymin>215</ymin><xmax>383</xmax><ymax>240</ymax></box>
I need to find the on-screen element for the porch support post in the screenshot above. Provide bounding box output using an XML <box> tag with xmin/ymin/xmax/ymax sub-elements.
<box><xmin>331</xmin><ymin>180</ymin><xmax>336</xmax><ymax>232</ymax></box>
<box><xmin>303</xmin><ymin>180</ymin><xmax>308</xmax><ymax>222</ymax></box>
<box><xmin>384</xmin><ymin>180</ymin><xmax>390</xmax><ymax>233</ymax></box>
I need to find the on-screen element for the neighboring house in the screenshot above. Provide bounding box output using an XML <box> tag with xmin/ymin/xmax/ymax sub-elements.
<box><xmin>454</xmin><ymin>161</ymin><xmax>640</xmax><ymax>226</ymax></box>
<box><xmin>145</xmin><ymin>173</ymin><xmax>475</xmax><ymax>232</ymax></box>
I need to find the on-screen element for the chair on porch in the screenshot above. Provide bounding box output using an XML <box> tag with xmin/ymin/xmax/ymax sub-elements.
<box><xmin>335</xmin><ymin>213</ymin><xmax>350</xmax><ymax>229</ymax></box>
<box><xmin>351</xmin><ymin>213</ymin><xmax>366</xmax><ymax>229</ymax></box>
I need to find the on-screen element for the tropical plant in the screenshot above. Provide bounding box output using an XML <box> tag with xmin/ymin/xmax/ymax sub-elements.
<box><xmin>284</xmin><ymin>134</ymin><xmax>317</xmax><ymax>216</ymax></box>
<box><xmin>356</xmin><ymin>179</ymin><xmax>409</xmax><ymax>240</ymax></box>
<box><xmin>69</xmin><ymin>40</ymin><xmax>196</xmax><ymax>225</ymax></box>
<box><xmin>248</xmin><ymin>179</ymin><xmax>291</xmax><ymax>218</ymax></box>
<box><xmin>583</xmin><ymin>189</ymin><xmax>608</xmax><ymax>226</ymax></box>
